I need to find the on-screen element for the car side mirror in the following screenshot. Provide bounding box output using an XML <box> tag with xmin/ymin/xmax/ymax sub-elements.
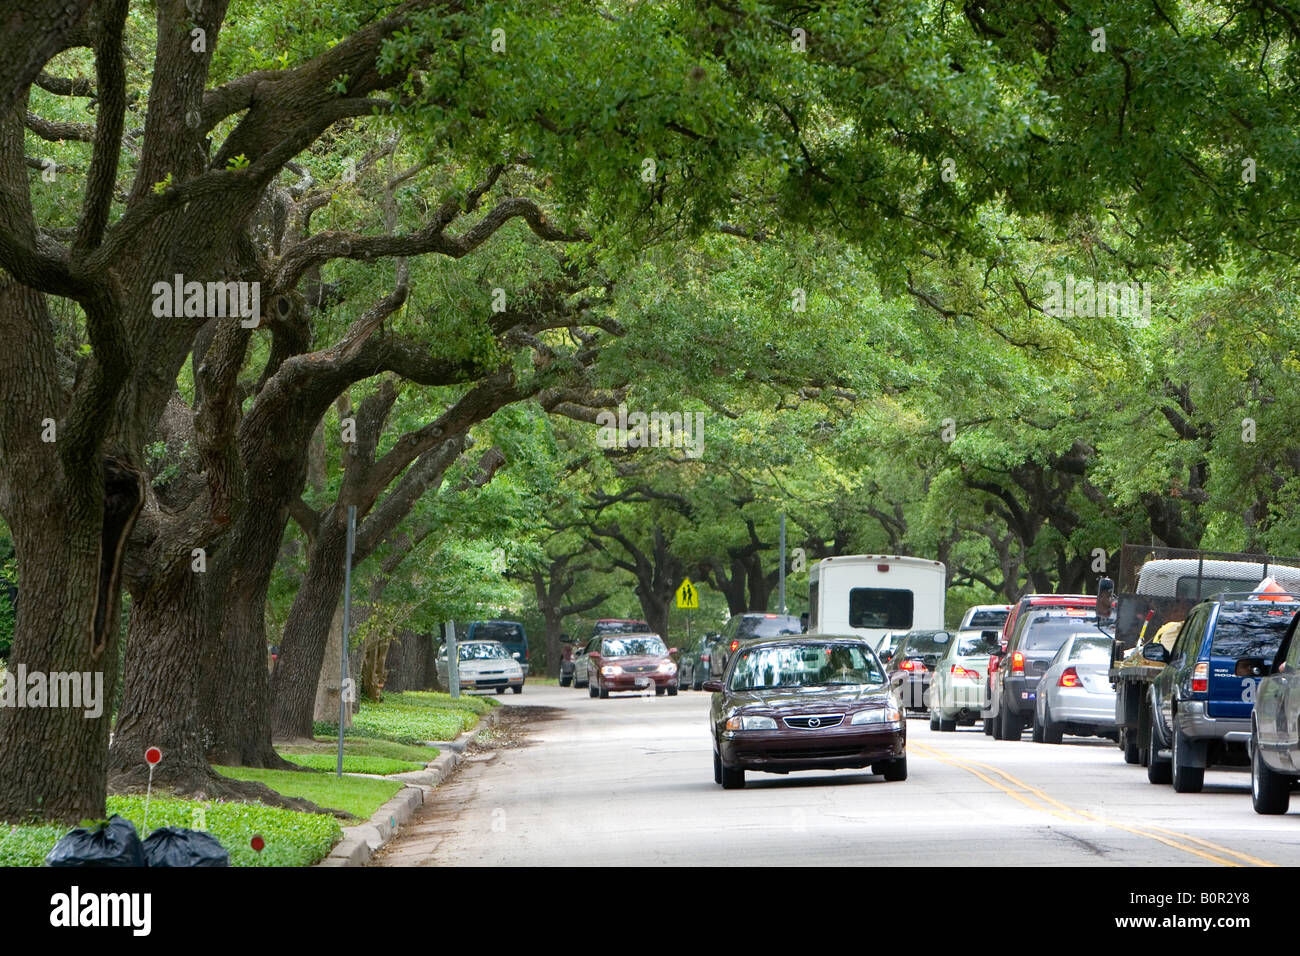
<box><xmin>1142</xmin><ymin>643</ymin><xmax>1169</xmax><ymax>663</ymax></box>
<box><xmin>702</xmin><ymin>680</ymin><xmax>724</xmax><ymax>693</ymax></box>
<box><xmin>1236</xmin><ymin>657</ymin><xmax>1268</xmax><ymax>677</ymax></box>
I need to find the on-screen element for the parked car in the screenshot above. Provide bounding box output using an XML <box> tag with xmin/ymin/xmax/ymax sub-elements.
<box><xmin>1032</xmin><ymin>633</ymin><xmax>1117</xmax><ymax>744</ymax></box>
<box><xmin>886</xmin><ymin>629</ymin><xmax>956</xmax><ymax>712</ymax></box>
<box><xmin>1250</xmin><ymin>609</ymin><xmax>1300</xmax><ymax>813</ymax></box>
<box><xmin>563</xmin><ymin>619</ymin><xmax>648</xmax><ymax>687</ymax></box>
<box><xmin>435</xmin><ymin>640</ymin><xmax>524</xmax><ymax>694</ymax></box>
<box><xmin>929</xmin><ymin>629</ymin><xmax>1001</xmax><ymax>731</ymax></box>
<box><xmin>710</xmin><ymin>613</ymin><xmax>804</xmax><ymax>679</ymax></box>
<box><xmin>958</xmin><ymin>604</ymin><xmax>1013</xmax><ymax>632</ymax></box>
<box><xmin>585</xmin><ymin>632</ymin><xmax>679</xmax><ymax>698</ymax></box>
<box><xmin>990</xmin><ymin>608</ymin><xmax>1111</xmax><ymax>740</ymax></box>
<box><xmin>703</xmin><ymin>635</ymin><xmax>906</xmax><ymax>789</ymax></box>
<box><xmin>982</xmin><ymin>594</ymin><xmax>1097</xmax><ymax>736</ymax></box>
<box><xmin>678</xmin><ymin>632</ymin><xmax>721</xmax><ymax>691</ymax></box>
<box><xmin>464</xmin><ymin>621</ymin><xmax>530</xmax><ymax>676</ymax></box>
<box><xmin>1145</xmin><ymin>587</ymin><xmax>1299</xmax><ymax>792</ymax></box>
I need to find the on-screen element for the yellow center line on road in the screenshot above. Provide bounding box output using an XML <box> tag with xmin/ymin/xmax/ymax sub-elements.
<box><xmin>909</xmin><ymin>740</ymin><xmax>1279</xmax><ymax>867</ymax></box>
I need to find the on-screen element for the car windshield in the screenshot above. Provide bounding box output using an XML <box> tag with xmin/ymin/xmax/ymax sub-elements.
<box><xmin>729</xmin><ymin>643</ymin><xmax>884</xmax><ymax>690</ymax></box>
<box><xmin>1021</xmin><ymin>616</ymin><xmax>1109</xmax><ymax>651</ymax></box>
<box><xmin>459</xmin><ymin>642</ymin><xmax>509</xmax><ymax>661</ymax></box>
<box><xmin>898</xmin><ymin>631</ymin><xmax>951</xmax><ymax>657</ymax></box>
<box><xmin>737</xmin><ymin>616</ymin><xmax>803</xmax><ymax>638</ymax></box>
<box><xmin>602</xmin><ymin>636</ymin><xmax>667</xmax><ymax>657</ymax></box>
<box><xmin>1210</xmin><ymin>606</ymin><xmax>1298</xmax><ymax>658</ymax></box>
<box><xmin>594</xmin><ymin>621</ymin><xmax>648</xmax><ymax>635</ymax></box>
<box><xmin>955</xmin><ymin>631</ymin><xmax>999</xmax><ymax>656</ymax></box>
<box><xmin>1066</xmin><ymin>636</ymin><xmax>1113</xmax><ymax>662</ymax></box>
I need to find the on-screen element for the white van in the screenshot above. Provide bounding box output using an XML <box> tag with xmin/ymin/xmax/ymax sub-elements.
<box><xmin>808</xmin><ymin>555</ymin><xmax>947</xmax><ymax>648</ymax></box>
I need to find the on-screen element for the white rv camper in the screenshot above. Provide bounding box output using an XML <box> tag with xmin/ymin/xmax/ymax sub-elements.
<box><xmin>808</xmin><ymin>555</ymin><xmax>947</xmax><ymax>648</ymax></box>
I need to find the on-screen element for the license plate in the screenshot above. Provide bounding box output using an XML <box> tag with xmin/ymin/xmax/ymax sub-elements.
<box><xmin>635</xmin><ymin>678</ymin><xmax>649</xmax><ymax>687</ymax></box>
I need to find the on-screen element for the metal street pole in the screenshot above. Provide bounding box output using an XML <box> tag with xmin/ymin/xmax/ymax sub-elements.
<box><xmin>447</xmin><ymin>621</ymin><xmax>460</xmax><ymax>699</ymax></box>
<box><xmin>338</xmin><ymin>504</ymin><xmax>356</xmax><ymax>777</ymax></box>
<box><xmin>778</xmin><ymin>511</ymin><xmax>787</xmax><ymax>615</ymax></box>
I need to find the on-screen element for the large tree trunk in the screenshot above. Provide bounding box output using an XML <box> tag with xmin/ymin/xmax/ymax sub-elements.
<box><xmin>108</xmin><ymin>565</ymin><xmax>212</xmax><ymax>788</ymax></box>
<box><xmin>272</xmin><ymin>519</ymin><xmax>349</xmax><ymax>739</ymax></box>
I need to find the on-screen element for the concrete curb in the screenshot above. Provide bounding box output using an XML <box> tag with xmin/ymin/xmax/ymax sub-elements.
<box><xmin>315</xmin><ymin>703</ymin><xmax>502</xmax><ymax>867</ymax></box>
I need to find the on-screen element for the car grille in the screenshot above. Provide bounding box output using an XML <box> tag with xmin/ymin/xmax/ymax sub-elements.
<box><xmin>740</xmin><ymin>747</ymin><xmax>862</xmax><ymax>760</ymax></box>
<box><xmin>625</xmin><ymin>664</ymin><xmax>658</xmax><ymax>673</ymax></box>
<box><xmin>783</xmin><ymin>714</ymin><xmax>845</xmax><ymax>730</ymax></box>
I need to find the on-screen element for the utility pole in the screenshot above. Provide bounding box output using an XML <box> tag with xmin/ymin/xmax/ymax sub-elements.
<box><xmin>338</xmin><ymin>504</ymin><xmax>355</xmax><ymax>777</ymax></box>
<box><xmin>778</xmin><ymin>511</ymin><xmax>787</xmax><ymax>614</ymax></box>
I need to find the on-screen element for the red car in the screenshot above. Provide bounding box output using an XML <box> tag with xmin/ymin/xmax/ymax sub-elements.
<box><xmin>586</xmin><ymin>633</ymin><xmax>679</xmax><ymax>698</ymax></box>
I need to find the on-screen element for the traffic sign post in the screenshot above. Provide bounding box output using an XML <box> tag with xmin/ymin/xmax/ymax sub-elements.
<box><xmin>677</xmin><ymin>578</ymin><xmax>699</xmax><ymax>655</ymax></box>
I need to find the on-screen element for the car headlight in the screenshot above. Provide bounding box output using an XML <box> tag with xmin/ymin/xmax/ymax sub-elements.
<box><xmin>851</xmin><ymin>706</ymin><xmax>903</xmax><ymax>725</ymax></box>
<box><xmin>724</xmin><ymin>714</ymin><xmax>777</xmax><ymax>731</ymax></box>
<box><xmin>601</xmin><ymin>665</ymin><xmax>623</xmax><ymax>676</ymax></box>
<box><xmin>658</xmin><ymin>661</ymin><xmax>676</xmax><ymax>673</ymax></box>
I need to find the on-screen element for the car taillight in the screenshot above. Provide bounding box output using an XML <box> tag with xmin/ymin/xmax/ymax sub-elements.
<box><xmin>951</xmin><ymin>665</ymin><xmax>978</xmax><ymax>680</ymax></box>
<box><xmin>1192</xmin><ymin>661</ymin><xmax>1209</xmax><ymax>694</ymax></box>
<box><xmin>1011</xmin><ymin>651</ymin><xmax>1025</xmax><ymax>675</ymax></box>
<box><xmin>901</xmin><ymin>658</ymin><xmax>925</xmax><ymax>672</ymax></box>
<box><xmin>730</xmin><ymin>640</ymin><xmax>739</xmax><ymax>653</ymax></box>
<box><xmin>1058</xmin><ymin>666</ymin><xmax>1080</xmax><ymax>688</ymax></box>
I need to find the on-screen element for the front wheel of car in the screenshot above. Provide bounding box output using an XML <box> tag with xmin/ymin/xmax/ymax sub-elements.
<box><xmin>713</xmin><ymin>749</ymin><xmax>722</xmax><ymax>785</ymax></box>
<box><xmin>929</xmin><ymin>710</ymin><xmax>940</xmax><ymax>731</ymax></box>
<box><xmin>693</xmin><ymin>676</ymin><xmax>704</xmax><ymax>692</ymax></box>
<box><xmin>1251</xmin><ymin>734</ymin><xmax>1292</xmax><ymax>814</ymax></box>
<box><xmin>667</xmin><ymin>684</ymin><xmax>678</xmax><ymax>697</ymax></box>
<box><xmin>1147</xmin><ymin>715</ymin><xmax>1172</xmax><ymax>784</ymax></box>
<box><xmin>938</xmin><ymin>715</ymin><xmax>956</xmax><ymax>732</ymax></box>
<box><xmin>512</xmin><ymin>685</ymin><xmax>523</xmax><ymax>695</ymax></box>
<box><xmin>720</xmin><ymin>762</ymin><xmax>745</xmax><ymax>790</ymax></box>
<box><xmin>983</xmin><ymin>716</ymin><xmax>995</xmax><ymax>736</ymax></box>
<box><xmin>559</xmin><ymin>675</ymin><xmax>572</xmax><ymax>688</ymax></box>
<box><xmin>599</xmin><ymin>684</ymin><xmax>609</xmax><ymax>699</ymax></box>
<box><xmin>1171</xmin><ymin>722</ymin><xmax>1205</xmax><ymax>793</ymax></box>
<box><xmin>588</xmin><ymin>682</ymin><xmax>598</xmax><ymax>699</ymax></box>
<box><xmin>878</xmin><ymin>756</ymin><xmax>908</xmax><ymax>782</ymax></box>
<box><xmin>655</xmin><ymin>685</ymin><xmax>666</xmax><ymax>696</ymax></box>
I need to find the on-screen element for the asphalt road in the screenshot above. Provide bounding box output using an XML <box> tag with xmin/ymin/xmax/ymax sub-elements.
<box><xmin>376</xmin><ymin>683</ymin><xmax>1300</xmax><ymax>867</ymax></box>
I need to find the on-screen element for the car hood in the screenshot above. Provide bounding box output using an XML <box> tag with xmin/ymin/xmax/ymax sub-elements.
<box><xmin>725</xmin><ymin>684</ymin><xmax>892</xmax><ymax>711</ymax></box>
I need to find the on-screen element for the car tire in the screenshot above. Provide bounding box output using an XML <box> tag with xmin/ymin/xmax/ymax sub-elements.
<box><xmin>983</xmin><ymin>716</ymin><xmax>995</xmax><ymax>736</ymax></box>
<box><xmin>1147</xmin><ymin>714</ymin><xmax>1172</xmax><ymax>784</ymax></box>
<box><xmin>495</xmin><ymin>687</ymin><xmax>505</xmax><ymax>694</ymax></box>
<box><xmin>667</xmin><ymin>684</ymin><xmax>678</xmax><ymax>696</ymax></box>
<box><xmin>559</xmin><ymin>675</ymin><xmax>572</xmax><ymax>688</ymax></box>
<box><xmin>720</xmin><ymin>762</ymin><xmax>745</xmax><ymax>790</ymax></box>
<box><xmin>1251</xmin><ymin>733</ymin><xmax>1292</xmax><ymax>814</ymax></box>
<box><xmin>588</xmin><ymin>682</ymin><xmax>598</xmax><ymax>699</ymax></box>
<box><xmin>938</xmin><ymin>716</ymin><xmax>956</xmax><ymax>732</ymax></box>
<box><xmin>1031</xmin><ymin>710</ymin><xmax>1045</xmax><ymax>743</ymax></box>
<box><xmin>693</xmin><ymin>676</ymin><xmax>704</xmax><ymax>691</ymax></box>
<box><xmin>655</xmin><ymin>685</ymin><xmax>666</xmax><ymax>696</ymax></box>
<box><xmin>713</xmin><ymin>748</ymin><xmax>722</xmax><ymax>785</ymax></box>
<box><xmin>929</xmin><ymin>710</ymin><xmax>940</xmax><ymax>731</ymax></box>
<box><xmin>1122</xmin><ymin>728</ymin><xmax>1140</xmax><ymax>765</ymax></box>
<box><xmin>512</xmin><ymin>685</ymin><xmax>523</xmax><ymax>695</ymax></box>
<box><xmin>879</xmin><ymin>756</ymin><xmax>908</xmax><ymax>782</ymax></box>
<box><xmin>1041</xmin><ymin>702</ymin><xmax>1063</xmax><ymax>745</ymax></box>
<box><xmin>1171</xmin><ymin>722</ymin><xmax>1205</xmax><ymax>793</ymax></box>
<box><xmin>599</xmin><ymin>684</ymin><xmax>609</xmax><ymax>699</ymax></box>
<box><xmin>998</xmin><ymin>697</ymin><xmax>1021</xmax><ymax>740</ymax></box>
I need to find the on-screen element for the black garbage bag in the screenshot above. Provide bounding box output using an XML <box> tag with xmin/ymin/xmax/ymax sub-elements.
<box><xmin>141</xmin><ymin>827</ymin><xmax>230</xmax><ymax>867</ymax></box>
<box><xmin>45</xmin><ymin>815</ymin><xmax>146</xmax><ymax>867</ymax></box>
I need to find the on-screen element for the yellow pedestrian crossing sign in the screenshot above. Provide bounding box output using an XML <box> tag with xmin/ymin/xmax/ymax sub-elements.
<box><xmin>676</xmin><ymin>578</ymin><xmax>699</xmax><ymax>609</ymax></box>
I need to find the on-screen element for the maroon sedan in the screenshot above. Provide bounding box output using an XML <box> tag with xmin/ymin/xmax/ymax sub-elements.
<box><xmin>588</xmin><ymin>633</ymin><xmax>679</xmax><ymax>698</ymax></box>
<box><xmin>704</xmin><ymin>635</ymin><xmax>906</xmax><ymax>789</ymax></box>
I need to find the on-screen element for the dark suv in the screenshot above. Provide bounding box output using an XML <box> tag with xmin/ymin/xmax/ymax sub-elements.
<box><xmin>710</xmin><ymin>613</ymin><xmax>804</xmax><ymax>679</ymax></box>
<box><xmin>990</xmin><ymin>608</ymin><xmax>1111</xmax><ymax>740</ymax></box>
<box><xmin>1144</xmin><ymin>591</ymin><xmax>1299</xmax><ymax>793</ymax></box>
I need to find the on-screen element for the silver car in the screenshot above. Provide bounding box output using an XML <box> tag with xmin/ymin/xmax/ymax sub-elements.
<box><xmin>929</xmin><ymin>629</ymin><xmax>1001</xmax><ymax>731</ymax></box>
<box><xmin>1032</xmin><ymin>633</ymin><xmax>1117</xmax><ymax>744</ymax></box>
<box><xmin>436</xmin><ymin>640</ymin><xmax>524</xmax><ymax>694</ymax></box>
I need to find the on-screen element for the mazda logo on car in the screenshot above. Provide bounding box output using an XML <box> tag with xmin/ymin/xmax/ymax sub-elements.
<box><xmin>807</xmin><ymin>716</ymin><xmax>821</xmax><ymax>727</ymax></box>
